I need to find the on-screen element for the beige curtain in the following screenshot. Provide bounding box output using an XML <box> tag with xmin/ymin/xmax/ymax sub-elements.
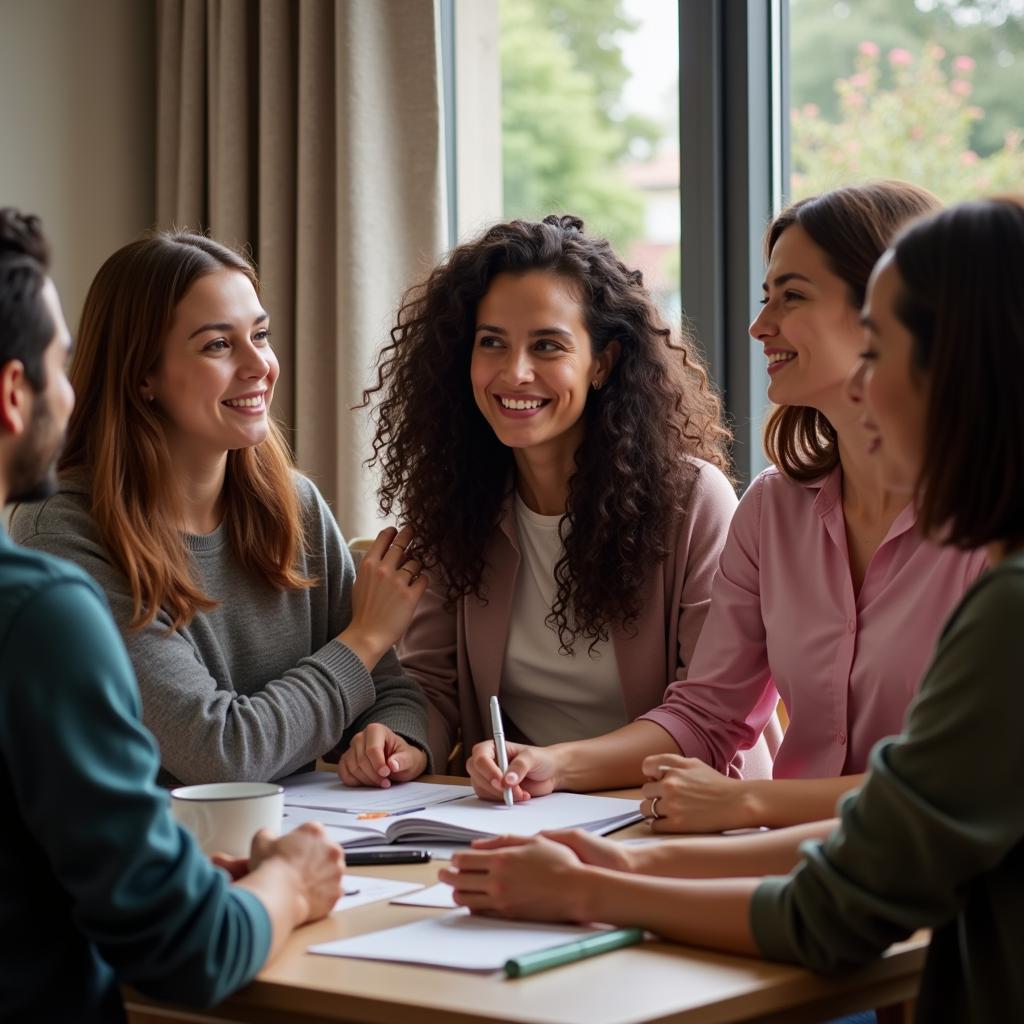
<box><xmin>156</xmin><ymin>0</ymin><xmax>446</xmax><ymax>536</ymax></box>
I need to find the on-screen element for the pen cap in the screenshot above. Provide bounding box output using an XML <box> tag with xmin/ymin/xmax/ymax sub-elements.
<box><xmin>489</xmin><ymin>695</ymin><xmax>504</xmax><ymax>733</ymax></box>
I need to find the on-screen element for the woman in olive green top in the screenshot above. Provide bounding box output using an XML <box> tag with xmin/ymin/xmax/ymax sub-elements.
<box><xmin>441</xmin><ymin>197</ymin><xmax>1024</xmax><ymax>1021</ymax></box>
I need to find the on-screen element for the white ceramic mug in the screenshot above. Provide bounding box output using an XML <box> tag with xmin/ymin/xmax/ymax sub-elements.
<box><xmin>170</xmin><ymin>782</ymin><xmax>284</xmax><ymax>857</ymax></box>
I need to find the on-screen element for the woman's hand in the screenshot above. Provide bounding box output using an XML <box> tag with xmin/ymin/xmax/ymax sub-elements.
<box><xmin>439</xmin><ymin>834</ymin><xmax>592</xmax><ymax>922</ymax></box>
<box><xmin>640</xmin><ymin>754</ymin><xmax>754</xmax><ymax>834</ymax></box>
<box><xmin>470</xmin><ymin>828</ymin><xmax>636</xmax><ymax>874</ymax></box>
<box><xmin>466</xmin><ymin>739</ymin><xmax>561</xmax><ymax>802</ymax></box>
<box><xmin>248</xmin><ymin>822</ymin><xmax>346</xmax><ymax>924</ymax></box>
<box><xmin>337</xmin><ymin>723</ymin><xmax>428</xmax><ymax>788</ymax></box>
<box><xmin>339</xmin><ymin>525</ymin><xmax>428</xmax><ymax>671</ymax></box>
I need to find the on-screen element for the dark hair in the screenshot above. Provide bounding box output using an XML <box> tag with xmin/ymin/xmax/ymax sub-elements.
<box><xmin>60</xmin><ymin>230</ymin><xmax>312</xmax><ymax>631</ymax></box>
<box><xmin>0</xmin><ymin>209</ymin><xmax>53</xmax><ymax>391</ymax></box>
<box><xmin>364</xmin><ymin>214</ymin><xmax>732</xmax><ymax>653</ymax></box>
<box><xmin>763</xmin><ymin>181</ymin><xmax>940</xmax><ymax>481</ymax></box>
<box><xmin>891</xmin><ymin>197</ymin><xmax>1024</xmax><ymax>549</ymax></box>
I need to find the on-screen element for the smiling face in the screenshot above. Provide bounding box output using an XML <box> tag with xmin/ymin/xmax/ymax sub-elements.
<box><xmin>750</xmin><ymin>225</ymin><xmax>865</xmax><ymax>418</ymax></box>
<box><xmin>470</xmin><ymin>271</ymin><xmax>614</xmax><ymax>461</ymax></box>
<box><xmin>143</xmin><ymin>269</ymin><xmax>278</xmax><ymax>465</ymax></box>
<box><xmin>848</xmin><ymin>253</ymin><xmax>928</xmax><ymax>493</ymax></box>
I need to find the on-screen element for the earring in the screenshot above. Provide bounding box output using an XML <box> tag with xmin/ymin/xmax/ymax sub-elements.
<box><xmin>591</xmin><ymin>379</ymin><xmax>603</xmax><ymax>391</ymax></box>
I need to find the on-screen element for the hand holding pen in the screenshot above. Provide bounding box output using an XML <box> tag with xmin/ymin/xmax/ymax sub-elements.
<box><xmin>466</xmin><ymin>734</ymin><xmax>560</xmax><ymax>802</ymax></box>
<box><xmin>489</xmin><ymin>696</ymin><xmax>515</xmax><ymax>808</ymax></box>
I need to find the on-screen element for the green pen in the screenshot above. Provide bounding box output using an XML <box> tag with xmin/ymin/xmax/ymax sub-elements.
<box><xmin>504</xmin><ymin>927</ymin><xmax>645</xmax><ymax>978</ymax></box>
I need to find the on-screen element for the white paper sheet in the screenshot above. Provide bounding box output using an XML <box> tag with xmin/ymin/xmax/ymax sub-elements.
<box><xmin>308</xmin><ymin>909</ymin><xmax>601</xmax><ymax>971</ymax></box>
<box><xmin>332</xmin><ymin>875</ymin><xmax>425</xmax><ymax>912</ymax></box>
<box><xmin>279</xmin><ymin>773</ymin><xmax>471</xmax><ymax>814</ymax></box>
<box><xmin>389</xmin><ymin>882</ymin><xmax>457</xmax><ymax>908</ymax></box>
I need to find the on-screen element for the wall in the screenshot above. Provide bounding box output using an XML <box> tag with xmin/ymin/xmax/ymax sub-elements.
<box><xmin>0</xmin><ymin>0</ymin><xmax>156</xmax><ymax>326</ymax></box>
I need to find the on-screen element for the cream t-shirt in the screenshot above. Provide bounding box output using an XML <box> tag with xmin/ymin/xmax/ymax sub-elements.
<box><xmin>499</xmin><ymin>494</ymin><xmax>627</xmax><ymax>746</ymax></box>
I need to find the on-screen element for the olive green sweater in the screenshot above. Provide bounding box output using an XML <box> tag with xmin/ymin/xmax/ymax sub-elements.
<box><xmin>752</xmin><ymin>550</ymin><xmax>1024</xmax><ymax>1021</ymax></box>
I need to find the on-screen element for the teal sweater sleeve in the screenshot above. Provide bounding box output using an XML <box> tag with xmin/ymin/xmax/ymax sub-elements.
<box><xmin>750</xmin><ymin>559</ymin><xmax>1024</xmax><ymax>981</ymax></box>
<box><xmin>0</xmin><ymin>575</ymin><xmax>272</xmax><ymax>1007</ymax></box>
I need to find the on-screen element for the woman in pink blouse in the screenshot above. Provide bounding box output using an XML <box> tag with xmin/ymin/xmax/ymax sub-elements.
<box><xmin>468</xmin><ymin>181</ymin><xmax>988</xmax><ymax>831</ymax></box>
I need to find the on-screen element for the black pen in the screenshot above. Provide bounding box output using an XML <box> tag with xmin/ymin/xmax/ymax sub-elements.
<box><xmin>344</xmin><ymin>849</ymin><xmax>432</xmax><ymax>865</ymax></box>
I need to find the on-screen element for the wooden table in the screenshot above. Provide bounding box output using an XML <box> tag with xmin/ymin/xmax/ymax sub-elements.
<box><xmin>126</xmin><ymin>777</ymin><xmax>926</xmax><ymax>1024</ymax></box>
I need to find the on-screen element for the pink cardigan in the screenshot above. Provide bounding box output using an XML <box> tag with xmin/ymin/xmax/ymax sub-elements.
<box><xmin>400</xmin><ymin>461</ymin><xmax>742</xmax><ymax>772</ymax></box>
<box><xmin>642</xmin><ymin>466</ymin><xmax>990</xmax><ymax>778</ymax></box>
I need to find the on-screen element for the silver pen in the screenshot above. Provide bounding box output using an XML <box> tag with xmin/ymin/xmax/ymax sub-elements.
<box><xmin>489</xmin><ymin>695</ymin><xmax>514</xmax><ymax>808</ymax></box>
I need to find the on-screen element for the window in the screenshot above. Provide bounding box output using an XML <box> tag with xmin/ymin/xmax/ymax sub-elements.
<box><xmin>790</xmin><ymin>0</ymin><xmax>1024</xmax><ymax>201</ymax></box>
<box><xmin>494</xmin><ymin>0</ymin><xmax>682</xmax><ymax>321</ymax></box>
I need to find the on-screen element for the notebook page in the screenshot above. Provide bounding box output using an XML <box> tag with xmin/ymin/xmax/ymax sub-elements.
<box><xmin>333</xmin><ymin>875</ymin><xmax>424</xmax><ymax>911</ymax></box>
<box><xmin>385</xmin><ymin>791</ymin><xmax>642</xmax><ymax>843</ymax></box>
<box><xmin>279</xmin><ymin>773</ymin><xmax>471</xmax><ymax>813</ymax></box>
<box><xmin>309</xmin><ymin>909</ymin><xmax>602</xmax><ymax>971</ymax></box>
<box><xmin>390</xmin><ymin>882</ymin><xmax>457</xmax><ymax>908</ymax></box>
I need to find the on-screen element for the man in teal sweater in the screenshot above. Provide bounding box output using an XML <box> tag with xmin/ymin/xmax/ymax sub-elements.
<box><xmin>0</xmin><ymin>210</ymin><xmax>345</xmax><ymax>1022</ymax></box>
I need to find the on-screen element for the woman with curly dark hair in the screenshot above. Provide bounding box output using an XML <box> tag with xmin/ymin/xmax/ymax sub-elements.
<box><xmin>338</xmin><ymin>214</ymin><xmax>741</xmax><ymax>786</ymax></box>
<box><xmin>450</xmin><ymin>185</ymin><xmax>984</xmax><ymax>829</ymax></box>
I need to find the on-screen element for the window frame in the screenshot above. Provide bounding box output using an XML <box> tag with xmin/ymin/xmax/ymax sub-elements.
<box><xmin>679</xmin><ymin>0</ymin><xmax>788</xmax><ymax>484</ymax></box>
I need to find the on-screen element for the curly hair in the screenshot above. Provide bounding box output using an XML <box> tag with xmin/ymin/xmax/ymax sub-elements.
<box><xmin>364</xmin><ymin>214</ymin><xmax>732</xmax><ymax>653</ymax></box>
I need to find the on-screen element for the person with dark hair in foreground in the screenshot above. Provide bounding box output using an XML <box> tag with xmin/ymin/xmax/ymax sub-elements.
<box><xmin>0</xmin><ymin>209</ymin><xmax>344</xmax><ymax>1023</ymax></box>
<box><xmin>443</xmin><ymin>197</ymin><xmax>1024</xmax><ymax>1021</ymax></box>
<box><xmin>353</xmin><ymin>213</ymin><xmax>743</xmax><ymax>780</ymax></box>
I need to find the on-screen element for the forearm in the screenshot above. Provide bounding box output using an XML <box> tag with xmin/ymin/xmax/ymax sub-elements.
<box><xmin>337</xmin><ymin>625</ymin><xmax>388</xmax><ymax>672</ymax></box>
<box><xmin>144</xmin><ymin>644</ymin><xmax>377</xmax><ymax>785</ymax></box>
<box><xmin>346</xmin><ymin>650</ymin><xmax>433</xmax><ymax>769</ymax></box>
<box><xmin>550</xmin><ymin>721</ymin><xmax>681</xmax><ymax>791</ymax></box>
<box><xmin>578</xmin><ymin>867</ymin><xmax>760</xmax><ymax>955</ymax></box>
<box><xmin>235</xmin><ymin>858</ymin><xmax>306</xmax><ymax>964</ymax></box>
<box><xmin>630</xmin><ymin>819</ymin><xmax>838</xmax><ymax>878</ymax></box>
<box><xmin>740</xmin><ymin>775</ymin><xmax>864</xmax><ymax>828</ymax></box>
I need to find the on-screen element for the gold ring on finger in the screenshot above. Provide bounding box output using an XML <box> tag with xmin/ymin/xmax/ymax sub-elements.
<box><xmin>398</xmin><ymin>566</ymin><xmax>416</xmax><ymax>577</ymax></box>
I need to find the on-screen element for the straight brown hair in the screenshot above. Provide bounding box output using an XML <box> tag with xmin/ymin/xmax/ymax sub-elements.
<box><xmin>892</xmin><ymin>197</ymin><xmax>1024</xmax><ymax>549</ymax></box>
<box><xmin>763</xmin><ymin>181</ymin><xmax>940</xmax><ymax>481</ymax></box>
<box><xmin>60</xmin><ymin>231</ymin><xmax>312</xmax><ymax>630</ymax></box>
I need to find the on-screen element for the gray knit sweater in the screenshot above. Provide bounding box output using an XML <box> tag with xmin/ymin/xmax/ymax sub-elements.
<box><xmin>9</xmin><ymin>473</ymin><xmax>431</xmax><ymax>786</ymax></box>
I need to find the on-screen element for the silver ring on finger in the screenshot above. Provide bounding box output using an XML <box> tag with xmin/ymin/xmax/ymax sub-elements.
<box><xmin>649</xmin><ymin>795</ymin><xmax>662</xmax><ymax>820</ymax></box>
<box><xmin>392</xmin><ymin>542</ymin><xmax>407</xmax><ymax>551</ymax></box>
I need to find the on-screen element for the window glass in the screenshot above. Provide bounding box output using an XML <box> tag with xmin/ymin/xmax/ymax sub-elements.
<box><xmin>499</xmin><ymin>0</ymin><xmax>681</xmax><ymax>320</ymax></box>
<box><xmin>790</xmin><ymin>0</ymin><xmax>1024</xmax><ymax>200</ymax></box>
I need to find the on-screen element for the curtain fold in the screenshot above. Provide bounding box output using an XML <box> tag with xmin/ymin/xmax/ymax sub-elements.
<box><xmin>156</xmin><ymin>0</ymin><xmax>445</xmax><ymax>536</ymax></box>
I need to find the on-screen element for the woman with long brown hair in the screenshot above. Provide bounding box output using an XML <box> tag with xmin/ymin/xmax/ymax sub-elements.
<box><xmin>347</xmin><ymin>214</ymin><xmax>743</xmax><ymax>779</ymax></box>
<box><xmin>11</xmin><ymin>231</ymin><xmax>431</xmax><ymax>786</ymax></box>
<box><xmin>462</xmin><ymin>184</ymin><xmax>987</xmax><ymax>834</ymax></box>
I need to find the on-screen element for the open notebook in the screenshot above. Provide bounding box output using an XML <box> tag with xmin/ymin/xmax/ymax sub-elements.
<box><xmin>279</xmin><ymin>775</ymin><xmax>643</xmax><ymax>848</ymax></box>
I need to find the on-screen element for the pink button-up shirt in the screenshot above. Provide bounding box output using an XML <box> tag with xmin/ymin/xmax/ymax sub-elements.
<box><xmin>642</xmin><ymin>465</ymin><xmax>989</xmax><ymax>779</ymax></box>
